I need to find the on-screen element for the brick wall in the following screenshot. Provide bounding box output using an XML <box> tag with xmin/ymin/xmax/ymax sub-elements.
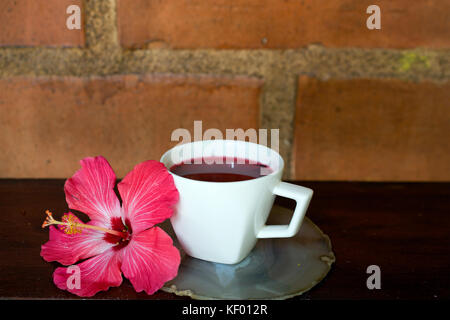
<box><xmin>0</xmin><ymin>0</ymin><xmax>449</xmax><ymax>180</ymax></box>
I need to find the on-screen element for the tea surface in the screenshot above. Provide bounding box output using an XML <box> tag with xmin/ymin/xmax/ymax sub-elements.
<box><xmin>170</xmin><ymin>157</ymin><xmax>272</xmax><ymax>182</ymax></box>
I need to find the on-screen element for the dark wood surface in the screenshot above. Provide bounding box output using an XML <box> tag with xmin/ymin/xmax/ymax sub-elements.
<box><xmin>0</xmin><ymin>179</ymin><xmax>449</xmax><ymax>300</ymax></box>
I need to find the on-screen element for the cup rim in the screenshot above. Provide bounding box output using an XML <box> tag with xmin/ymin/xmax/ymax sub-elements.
<box><xmin>160</xmin><ymin>139</ymin><xmax>284</xmax><ymax>184</ymax></box>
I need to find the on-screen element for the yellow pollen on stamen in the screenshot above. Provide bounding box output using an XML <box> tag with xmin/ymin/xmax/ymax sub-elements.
<box><xmin>61</xmin><ymin>214</ymin><xmax>82</xmax><ymax>234</ymax></box>
<box><xmin>41</xmin><ymin>210</ymin><xmax>127</xmax><ymax>238</ymax></box>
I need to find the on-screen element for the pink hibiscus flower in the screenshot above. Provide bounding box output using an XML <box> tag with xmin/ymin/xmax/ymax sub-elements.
<box><xmin>40</xmin><ymin>156</ymin><xmax>180</xmax><ymax>297</ymax></box>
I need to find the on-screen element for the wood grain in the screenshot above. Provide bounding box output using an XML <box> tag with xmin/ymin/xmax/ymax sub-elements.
<box><xmin>0</xmin><ymin>179</ymin><xmax>448</xmax><ymax>299</ymax></box>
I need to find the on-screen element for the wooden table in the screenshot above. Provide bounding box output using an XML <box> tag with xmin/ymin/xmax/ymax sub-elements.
<box><xmin>0</xmin><ymin>180</ymin><xmax>448</xmax><ymax>300</ymax></box>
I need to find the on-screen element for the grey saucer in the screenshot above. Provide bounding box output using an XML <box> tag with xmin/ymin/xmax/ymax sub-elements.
<box><xmin>161</xmin><ymin>205</ymin><xmax>335</xmax><ymax>300</ymax></box>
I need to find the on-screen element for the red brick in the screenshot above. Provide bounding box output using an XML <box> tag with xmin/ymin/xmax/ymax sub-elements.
<box><xmin>117</xmin><ymin>0</ymin><xmax>450</xmax><ymax>49</ymax></box>
<box><xmin>292</xmin><ymin>76</ymin><xmax>450</xmax><ymax>181</ymax></box>
<box><xmin>0</xmin><ymin>75</ymin><xmax>261</xmax><ymax>178</ymax></box>
<box><xmin>0</xmin><ymin>0</ymin><xmax>84</xmax><ymax>47</ymax></box>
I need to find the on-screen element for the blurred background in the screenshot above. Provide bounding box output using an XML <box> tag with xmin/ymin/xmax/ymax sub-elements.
<box><xmin>0</xmin><ymin>0</ymin><xmax>448</xmax><ymax>181</ymax></box>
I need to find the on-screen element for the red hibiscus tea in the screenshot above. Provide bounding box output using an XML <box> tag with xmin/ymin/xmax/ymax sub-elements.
<box><xmin>170</xmin><ymin>157</ymin><xmax>273</xmax><ymax>182</ymax></box>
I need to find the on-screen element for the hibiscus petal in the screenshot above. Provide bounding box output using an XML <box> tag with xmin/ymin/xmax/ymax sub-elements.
<box><xmin>121</xmin><ymin>227</ymin><xmax>180</xmax><ymax>295</ymax></box>
<box><xmin>53</xmin><ymin>249</ymin><xmax>123</xmax><ymax>297</ymax></box>
<box><xmin>118</xmin><ymin>161</ymin><xmax>179</xmax><ymax>234</ymax></box>
<box><xmin>41</xmin><ymin>219</ymin><xmax>114</xmax><ymax>266</ymax></box>
<box><xmin>64</xmin><ymin>156</ymin><xmax>121</xmax><ymax>225</ymax></box>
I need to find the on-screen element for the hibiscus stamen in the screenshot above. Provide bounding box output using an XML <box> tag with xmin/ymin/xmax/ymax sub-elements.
<box><xmin>42</xmin><ymin>210</ymin><xmax>127</xmax><ymax>238</ymax></box>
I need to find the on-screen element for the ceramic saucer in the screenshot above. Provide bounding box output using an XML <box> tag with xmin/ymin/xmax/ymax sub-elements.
<box><xmin>161</xmin><ymin>205</ymin><xmax>335</xmax><ymax>300</ymax></box>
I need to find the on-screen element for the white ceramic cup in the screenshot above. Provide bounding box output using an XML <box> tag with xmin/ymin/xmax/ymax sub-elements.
<box><xmin>160</xmin><ymin>139</ymin><xmax>313</xmax><ymax>264</ymax></box>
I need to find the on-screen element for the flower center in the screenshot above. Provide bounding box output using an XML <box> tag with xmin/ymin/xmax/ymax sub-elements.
<box><xmin>104</xmin><ymin>217</ymin><xmax>132</xmax><ymax>250</ymax></box>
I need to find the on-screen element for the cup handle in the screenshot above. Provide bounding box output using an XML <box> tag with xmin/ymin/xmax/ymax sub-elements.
<box><xmin>257</xmin><ymin>182</ymin><xmax>313</xmax><ymax>238</ymax></box>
